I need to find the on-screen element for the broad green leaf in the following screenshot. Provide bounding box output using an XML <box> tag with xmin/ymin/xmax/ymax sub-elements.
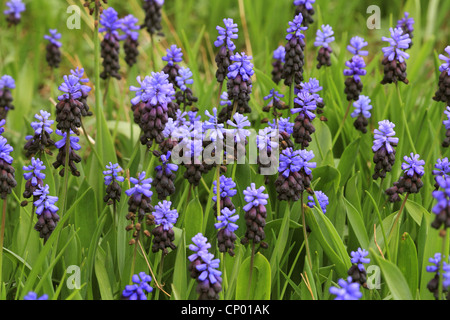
<box><xmin>236</xmin><ymin>253</ymin><xmax>271</xmax><ymax>300</ymax></box>
<box><xmin>343</xmin><ymin>198</ymin><xmax>369</xmax><ymax>249</ymax></box>
<box><xmin>171</xmin><ymin>229</ymin><xmax>187</xmax><ymax>300</ymax></box>
<box><xmin>370</xmin><ymin>249</ymin><xmax>414</xmax><ymax>300</ymax></box>
<box><xmin>184</xmin><ymin>196</ymin><xmax>203</xmax><ymax>245</ymax></box>
<box><xmin>337</xmin><ymin>138</ymin><xmax>360</xmax><ymax>188</ymax></box>
<box><xmin>398</xmin><ymin>232</ymin><xmax>419</xmax><ymax>297</ymax></box>
<box><xmin>305</xmin><ymin>208</ymin><xmax>351</xmax><ymax>277</ymax></box>
<box><xmin>95</xmin><ymin>247</ymin><xmax>114</xmax><ymax>300</ymax></box>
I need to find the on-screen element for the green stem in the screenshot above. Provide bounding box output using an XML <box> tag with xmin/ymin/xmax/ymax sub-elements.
<box><xmin>246</xmin><ymin>241</ymin><xmax>255</xmax><ymax>299</ymax></box>
<box><xmin>301</xmin><ymin>195</ymin><xmax>312</xmax><ymax>267</ymax></box>
<box><xmin>0</xmin><ymin>198</ymin><xmax>6</xmax><ymax>296</ymax></box>
<box><xmin>20</xmin><ymin>205</ymin><xmax>36</xmax><ymax>257</ymax></box>
<box><xmin>150</xmin><ymin>34</ymin><xmax>156</xmax><ymax>71</ymax></box>
<box><xmin>387</xmin><ymin>193</ymin><xmax>409</xmax><ymax>251</ymax></box>
<box><xmin>332</xmin><ymin>101</ymin><xmax>352</xmax><ymax>148</ymax></box>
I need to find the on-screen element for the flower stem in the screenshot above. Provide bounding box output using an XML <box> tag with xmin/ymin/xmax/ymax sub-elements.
<box><xmin>246</xmin><ymin>240</ymin><xmax>256</xmax><ymax>299</ymax></box>
<box><xmin>396</xmin><ymin>84</ymin><xmax>417</xmax><ymax>154</ymax></box>
<box><xmin>21</xmin><ymin>205</ymin><xmax>35</xmax><ymax>257</ymax></box>
<box><xmin>301</xmin><ymin>195</ymin><xmax>312</xmax><ymax>267</ymax></box>
<box><xmin>388</xmin><ymin>193</ymin><xmax>409</xmax><ymax>251</ymax></box>
<box><xmin>332</xmin><ymin>100</ymin><xmax>352</xmax><ymax>148</ymax></box>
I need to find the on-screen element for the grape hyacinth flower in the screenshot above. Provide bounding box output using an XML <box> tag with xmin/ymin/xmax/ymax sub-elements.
<box><xmin>314</xmin><ymin>24</ymin><xmax>334</xmax><ymax>69</ymax></box>
<box><xmin>431</xmin><ymin>176</ymin><xmax>450</xmax><ymax>230</ymax></box>
<box><xmin>215</xmin><ymin>207</ymin><xmax>239</xmax><ymax>256</ymax></box>
<box><xmin>241</xmin><ymin>183</ymin><xmax>269</xmax><ymax>248</ymax></box>
<box><xmin>298</xmin><ymin>77</ymin><xmax>325</xmax><ymax>116</ymax></box>
<box><xmin>52</xmin><ymin>130</ymin><xmax>82</xmax><ymax>177</ymax></box>
<box><xmin>214</xmin><ymin>18</ymin><xmax>238</xmax><ymax>83</ymax></box>
<box><xmin>433</xmin><ymin>158</ymin><xmax>450</xmax><ymax>189</ymax></box>
<box><xmin>380</xmin><ymin>27</ymin><xmax>411</xmax><ymax>85</ymax></box>
<box><xmin>130</xmin><ymin>72</ymin><xmax>176</xmax><ymax>149</ymax></box>
<box><xmin>23</xmin><ymin>292</ymin><xmax>49</xmax><ymax>300</ymax></box>
<box><xmin>152</xmin><ymin>151</ymin><xmax>178</xmax><ymax>200</ymax></box>
<box><xmin>224</xmin><ymin>112</ymin><xmax>251</xmax><ymax>164</ymax></box>
<box><xmin>282</xmin><ymin>13</ymin><xmax>307</xmax><ymax>87</ymax></box>
<box><xmin>125</xmin><ymin>172</ymin><xmax>154</xmax><ymax>245</ymax></box>
<box><xmin>175</xmin><ymin>67</ymin><xmax>198</xmax><ymax>110</ymax></box>
<box><xmin>120</xmin><ymin>14</ymin><xmax>140</xmax><ymax>67</ymax></box>
<box><xmin>262</xmin><ymin>89</ymin><xmax>286</xmax><ymax>119</ymax></box>
<box><xmin>0</xmin><ymin>136</ymin><xmax>17</xmax><ymax>199</ymax></box>
<box><xmin>344</xmin><ymin>55</ymin><xmax>366</xmax><ymax>101</ymax></box>
<box><xmin>426</xmin><ymin>253</ymin><xmax>450</xmax><ymax>300</ymax></box>
<box><xmin>188</xmin><ymin>233</ymin><xmax>212</xmax><ymax>280</ymax></box>
<box><xmin>55</xmin><ymin>74</ymin><xmax>85</xmax><ymax>134</ymax></box>
<box><xmin>291</xmin><ymin>90</ymin><xmax>317</xmax><ymax>148</ymax></box>
<box><xmin>386</xmin><ymin>153</ymin><xmax>425</xmax><ymax>202</ymax></box>
<box><xmin>351</xmin><ymin>95</ymin><xmax>372</xmax><ymax>133</ymax></box>
<box><xmin>348</xmin><ymin>248</ymin><xmax>370</xmax><ymax>287</ymax></box>
<box><xmin>22</xmin><ymin>157</ymin><xmax>46</xmax><ymax>202</ymax></box>
<box><xmin>122</xmin><ymin>272</ymin><xmax>153</xmax><ymax>300</ymax></box>
<box><xmin>275</xmin><ymin>147</ymin><xmax>304</xmax><ymax>202</ymax></box>
<box><xmin>397</xmin><ymin>12</ymin><xmax>414</xmax><ymax>49</ymax></box>
<box><xmin>151</xmin><ymin>200</ymin><xmax>178</xmax><ymax>254</ymax></box>
<box><xmin>4</xmin><ymin>0</ymin><xmax>25</xmax><ymax>26</ymax></box>
<box><xmin>372</xmin><ymin>120</ymin><xmax>399</xmax><ymax>180</ymax></box>
<box><xmin>442</xmin><ymin>107</ymin><xmax>450</xmax><ymax>148</ymax></box>
<box><xmin>103</xmin><ymin>162</ymin><xmax>124</xmax><ymax>205</ymax></box>
<box><xmin>329</xmin><ymin>276</ymin><xmax>362</xmax><ymax>300</ymax></box>
<box><xmin>33</xmin><ymin>184</ymin><xmax>59</xmax><ymax>243</ymax></box>
<box><xmin>212</xmin><ymin>175</ymin><xmax>237</xmax><ymax>214</ymax></box>
<box><xmin>44</xmin><ymin>29</ymin><xmax>62</xmax><ymax>69</ymax></box>
<box><xmin>0</xmin><ymin>75</ymin><xmax>15</xmax><ymax>120</ymax></box>
<box><xmin>433</xmin><ymin>46</ymin><xmax>450</xmax><ymax>104</ymax></box>
<box><xmin>271</xmin><ymin>45</ymin><xmax>285</xmax><ymax>84</ymax></box>
<box><xmin>70</xmin><ymin>67</ymin><xmax>93</xmax><ymax>119</ymax></box>
<box><xmin>24</xmin><ymin>110</ymin><xmax>55</xmax><ymax>157</ymax></box>
<box><xmin>347</xmin><ymin>36</ymin><xmax>369</xmax><ymax>57</ymax></box>
<box><xmin>268</xmin><ymin>117</ymin><xmax>295</xmax><ymax>151</ymax></box>
<box><xmin>256</xmin><ymin>126</ymin><xmax>279</xmax><ymax>180</ymax></box>
<box><xmin>293</xmin><ymin>0</ymin><xmax>315</xmax><ymax>27</ymax></box>
<box><xmin>195</xmin><ymin>252</ymin><xmax>223</xmax><ymax>300</ymax></box>
<box><xmin>141</xmin><ymin>0</ymin><xmax>164</xmax><ymax>36</ymax></box>
<box><xmin>307</xmin><ymin>190</ymin><xmax>329</xmax><ymax>213</ymax></box>
<box><xmin>0</xmin><ymin>120</ymin><xmax>4</xmax><ymax>135</ymax></box>
<box><xmin>99</xmin><ymin>7</ymin><xmax>122</xmax><ymax>80</ymax></box>
<box><xmin>162</xmin><ymin>44</ymin><xmax>183</xmax><ymax>88</ymax></box>
<box><xmin>219</xmin><ymin>52</ymin><xmax>254</xmax><ymax>123</ymax></box>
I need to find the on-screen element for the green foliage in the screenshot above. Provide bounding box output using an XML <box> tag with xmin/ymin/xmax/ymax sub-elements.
<box><xmin>0</xmin><ymin>0</ymin><xmax>449</xmax><ymax>301</ymax></box>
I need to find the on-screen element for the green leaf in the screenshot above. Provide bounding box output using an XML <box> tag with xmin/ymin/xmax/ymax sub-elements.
<box><xmin>337</xmin><ymin>138</ymin><xmax>360</xmax><ymax>188</ymax></box>
<box><xmin>236</xmin><ymin>253</ymin><xmax>271</xmax><ymax>300</ymax></box>
<box><xmin>397</xmin><ymin>232</ymin><xmax>419</xmax><ymax>297</ymax></box>
<box><xmin>95</xmin><ymin>247</ymin><xmax>114</xmax><ymax>300</ymax></box>
<box><xmin>370</xmin><ymin>249</ymin><xmax>414</xmax><ymax>300</ymax></box>
<box><xmin>305</xmin><ymin>208</ymin><xmax>351</xmax><ymax>277</ymax></box>
<box><xmin>404</xmin><ymin>199</ymin><xmax>430</xmax><ymax>226</ymax></box>
<box><xmin>171</xmin><ymin>229</ymin><xmax>187</xmax><ymax>300</ymax></box>
<box><xmin>74</xmin><ymin>187</ymin><xmax>98</xmax><ymax>250</ymax></box>
<box><xmin>343</xmin><ymin>198</ymin><xmax>369</xmax><ymax>249</ymax></box>
<box><xmin>183</xmin><ymin>196</ymin><xmax>203</xmax><ymax>245</ymax></box>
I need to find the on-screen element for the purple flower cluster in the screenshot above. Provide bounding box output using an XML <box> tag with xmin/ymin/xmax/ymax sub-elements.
<box><xmin>188</xmin><ymin>233</ymin><xmax>222</xmax><ymax>300</ymax></box>
<box><xmin>307</xmin><ymin>191</ymin><xmax>329</xmax><ymax>213</ymax></box>
<box><xmin>122</xmin><ymin>272</ymin><xmax>153</xmax><ymax>300</ymax></box>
